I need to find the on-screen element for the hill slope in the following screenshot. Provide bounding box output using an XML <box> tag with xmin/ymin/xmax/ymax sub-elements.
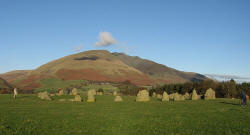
<box><xmin>1</xmin><ymin>50</ymin><xmax>206</xmax><ymax>90</ymax></box>
<box><xmin>0</xmin><ymin>77</ymin><xmax>13</xmax><ymax>93</ymax></box>
<box><xmin>112</xmin><ymin>52</ymin><xmax>206</xmax><ymax>83</ymax></box>
<box><xmin>0</xmin><ymin>70</ymin><xmax>31</xmax><ymax>83</ymax></box>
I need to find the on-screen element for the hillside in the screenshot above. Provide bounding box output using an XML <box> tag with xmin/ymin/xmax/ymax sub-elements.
<box><xmin>0</xmin><ymin>77</ymin><xmax>13</xmax><ymax>93</ymax></box>
<box><xmin>113</xmin><ymin>52</ymin><xmax>206</xmax><ymax>83</ymax></box>
<box><xmin>0</xmin><ymin>70</ymin><xmax>31</xmax><ymax>83</ymax></box>
<box><xmin>0</xmin><ymin>50</ymin><xmax>207</xmax><ymax>90</ymax></box>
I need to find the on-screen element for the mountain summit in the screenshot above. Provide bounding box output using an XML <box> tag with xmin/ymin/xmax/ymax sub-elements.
<box><xmin>0</xmin><ymin>50</ymin><xmax>206</xmax><ymax>90</ymax></box>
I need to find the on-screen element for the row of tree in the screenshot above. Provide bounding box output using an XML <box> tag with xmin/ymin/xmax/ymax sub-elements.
<box><xmin>150</xmin><ymin>79</ymin><xmax>250</xmax><ymax>98</ymax></box>
<box><xmin>118</xmin><ymin>79</ymin><xmax>250</xmax><ymax>98</ymax></box>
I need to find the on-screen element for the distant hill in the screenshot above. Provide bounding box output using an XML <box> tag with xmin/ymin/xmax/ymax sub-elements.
<box><xmin>113</xmin><ymin>52</ymin><xmax>206</xmax><ymax>83</ymax></box>
<box><xmin>0</xmin><ymin>77</ymin><xmax>13</xmax><ymax>93</ymax></box>
<box><xmin>0</xmin><ymin>50</ymin><xmax>207</xmax><ymax>90</ymax></box>
<box><xmin>0</xmin><ymin>70</ymin><xmax>31</xmax><ymax>83</ymax></box>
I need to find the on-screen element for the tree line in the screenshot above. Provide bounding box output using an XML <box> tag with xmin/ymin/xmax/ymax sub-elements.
<box><xmin>118</xmin><ymin>79</ymin><xmax>250</xmax><ymax>98</ymax></box>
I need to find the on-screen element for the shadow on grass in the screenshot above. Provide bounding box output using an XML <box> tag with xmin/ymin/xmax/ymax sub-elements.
<box><xmin>16</xmin><ymin>95</ymin><xmax>32</xmax><ymax>99</ymax></box>
<box><xmin>219</xmin><ymin>101</ymin><xmax>241</xmax><ymax>106</ymax></box>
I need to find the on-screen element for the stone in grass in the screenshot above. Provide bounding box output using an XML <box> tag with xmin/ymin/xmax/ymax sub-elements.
<box><xmin>169</xmin><ymin>93</ymin><xmax>174</xmax><ymax>100</ymax></box>
<box><xmin>88</xmin><ymin>89</ymin><xmax>96</xmax><ymax>96</ymax></box>
<box><xmin>157</xmin><ymin>94</ymin><xmax>162</xmax><ymax>99</ymax></box>
<box><xmin>74</xmin><ymin>95</ymin><xmax>82</xmax><ymax>102</ymax></box>
<box><xmin>179</xmin><ymin>95</ymin><xmax>185</xmax><ymax>101</ymax></box>
<box><xmin>192</xmin><ymin>89</ymin><xmax>199</xmax><ymax>100</ymax></box>
<box><xmin>58</xmin><ymin>89</ymin><xmax>64</xmax><ymax>96</ymax></box>
<box><xmin>97</xmin><ymin>92</ymin><xmax>104</xmax><ymax>95</ymax></box>
<box><xmin>205</xmin><ymin>88</ymin><xmax>216</xmax><ymax>100</ymax></box>
<box><xmin>173</xmin><ymin>93</ymin><xmax>180</xmax><ymax>101</ymax></box>
<box><xmin>71</xmin><ymin>88</ymin><xmax>78</xmax><ymax>96</ymax></box>
<box><xmin>136</xmin><ymin>90</ymin><xmax>150</xmax><ymax>102</ymax></box>
<box><xmin>114</xmin><ymin>96</ymin><xmax>123</xmax><ymax>102</ymax></box>
<box><xmin>38</xmin><ymin>91</ymin><xmax>52</xmax><ymax>101</ymax></box>
<box><xmin>184</xmin><ymin>92</ymin><xmax>190</xmax><ymax>100</ymax></box>
<box><xmin>87</xmin><ymin>95</ymin><xmax>95</xmax><ymax>102</ymax></box>
<box><xmin>87</xmin><ymin>90</ymin><xmax>95</xmax><ymax>102</ymax></box>
<box><xmin>113</xmin><ymin>91</ymin><xmax>117</xmax><ymax>96</ymax></box>
<box><xmin>162</xmin><ymin>92</ymin><xmax>169</xmax><ymax>101</ymax></box>
<box><xmin>152</xmin><ymin>92</ymin><xmax>156</xmax><ymax>97</ymax></box>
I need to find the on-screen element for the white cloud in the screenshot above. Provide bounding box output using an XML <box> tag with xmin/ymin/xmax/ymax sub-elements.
<box><xmin>94</xmin><ymin>32</ymin><xmax>117</xmax><ymax>47</ymax></box>
<box><xmin>72</xmin><ymin>45</ymin><xmax>83</xmax><ymax>52</ymax></box>
<box><xmin>205</xmin><ymin>74</ymin><xmax>250</xmax><ymax>83</ymax></box>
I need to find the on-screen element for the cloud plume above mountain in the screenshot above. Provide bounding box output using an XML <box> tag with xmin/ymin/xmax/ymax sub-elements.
<box><xmin>94</xmin><ymin>32</ymin><xmax>117</xmax><ymax>47</ymax></box>
<box><xmin>72</xmin><ymin>45</ymin><xmax>83</xmax><ymax>52</ymax></box>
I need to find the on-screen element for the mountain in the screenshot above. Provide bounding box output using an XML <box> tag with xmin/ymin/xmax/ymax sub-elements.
<box><xmin>0</xmin><ymin>50</ymin><xmax>207</xmax><ymax>90</ymax></box>
<box><xmin>113</xmin><ymin>52</ymin><xmax>206</xmax><ymax>83</ymax></box>
<box><xmin>0</xmin><ymin>70</ymin><xmax>31</xmax><ymax>83</ymax></box>
<box><xmin>0</xmin><ymin>77</ymin><xmax>13</xmax><ymax>93</ymax></box>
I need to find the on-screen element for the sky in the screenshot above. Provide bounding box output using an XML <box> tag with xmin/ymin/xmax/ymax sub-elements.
<box><xmin>0</xmin><ymin>0</ymin><xmax>250</xmax><ymax>79</ymax></box>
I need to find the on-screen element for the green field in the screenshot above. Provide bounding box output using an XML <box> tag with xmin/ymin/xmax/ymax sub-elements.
<box><xmin>33</xmin><ymin>78</ymin><xmax>118</xmax><ymax>94</ymax></box>
<box><xmin>0</xmin><ymin>94</ymin><xmax>249</xmax><ymax>135</ymax></box>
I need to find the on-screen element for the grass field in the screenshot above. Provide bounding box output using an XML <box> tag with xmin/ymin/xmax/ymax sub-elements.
<box><xmin>0</xmin><ymin>94</ymin><xmax>249</xmax><ymax>135</ymax></box>
<box><xmin>33</xmin><ymin>78</ymin><xmax>118</xmax><ymax>94</ymax></box>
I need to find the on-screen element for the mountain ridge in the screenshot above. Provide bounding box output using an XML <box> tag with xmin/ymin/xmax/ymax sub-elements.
<box><xmin>0</xmin><ymin>50</ymin><xmax>207</xmax><ymax>90</ymax></box>
<box><xmin>0</xmin><ymin>77</ymin><xmax>13</xmax><ymax>93</ymax></box>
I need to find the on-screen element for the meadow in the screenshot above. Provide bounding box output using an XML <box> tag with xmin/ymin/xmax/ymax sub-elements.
<box><xmin>0</xmin><ymin>94</ymin><xmax>249</xmax><ymax>135</ymax></box>
<box><xmin>33</xmin><ymin>78</ymin><xmax>118</xmax><ymax>94</ymax></box>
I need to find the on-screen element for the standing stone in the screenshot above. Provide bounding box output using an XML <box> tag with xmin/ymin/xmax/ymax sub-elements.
<box><xmin>184</xmin><ymin>92</ymin><xmax>190</xmax><ymax>100</ymax></box>
<box><xmin>74</xmin><ymin>95</ymin><xmax>82</xmax><ymax>102</ymax></box>
<box><xmin>173</xmin><ymin>93</ymin><xmax>180</xmax><ymax>101</ymax></box>
<box><xmin>205</xmin><ymin>88</ymin><xmax>216</xmax><ymax>100</ymax></box>
<box><xmin>114</xmin><ymin>96</ymin><xmax>123</xmax><ymax>102</ymax></box>
<box><xmin>38</xmin><ymin>91</ymin><xmax>52</xmax><ymax>101</ymax></box>
<box><xmin>180</xmin><ymin>95</ymin><xmax>185</xmax><ymax>101</ymax></box>
<box><xmin>169</xmin><ymin>93</ymin><xmax>174</xmax><ymax>100</ymax></box>
<box><xmin>192</xmin><ymin>89</ymin><xmax>198</xmax><ymax>100</ymax></box>
<box><xmin>71</xmin><ymin>88</ymin><xmax>78</xmax><ymax>96</ymax></box>
<box><xmin>87</xmin><ymin>95</ymin><xmax>95</xmax><ymax>102</ymax></box>
<box><xmin>58</xmin><ymin>89</ymin><xmax>64</xmax><ymax>96</ymax></box>
<box><xmin>162</xmin><ymin>92</ymin><xmax>169</xmax><ymax>101</ymax></box>
<box><xmin>113</xmin><ymin>91</ymin><xmax>117</xmax><ymax>96</ymax></box>
<box><xmin>87</xmin><ymin>90</ymin><xmax>95</xmax><ymax>102</ymax></box>
<box><xmin>136</xmin><ymin>90</ymin><xmax>150</xmax><ymax>102</ymax></box>
<box><xmin>152</xmin><ymin>92</ymin><xmax>156</xmax><ymax>97</ymax></box>
<box><xmin>157</xmin><ymin>94</ymin><xmax>162</xmax><ymax>99</ymax></box>
<box><xmin>88</xmin><ymin>89</ymin><xmax>96</xmax><ymax>95</ymax></box>
<box><xmin>97</xmin><ymin>92</ymin><xmax>104</xmax><ymax>95</ymax></box>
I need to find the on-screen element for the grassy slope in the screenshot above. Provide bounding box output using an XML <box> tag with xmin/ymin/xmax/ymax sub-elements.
<box><xmin>0</xmin><ymin>70</ymin><xmax>31</xmax><ymax>83</ymax></box>
<box><xmin>112</xmin><ymin>52</ymin><xmax>207</xmax><ymax>83</ymax></box>
<box><xmin>2</xmin><ymin>50</ymin><xmax>208</xmax><ymax>90</ymax></box>
<box><xmin>34</xmin><ymin>78</ymin><xmax>118</xmax><ymax>94</ymax></box>
<box><xmin>32</xmin><ymin>50</ymin><xmax>143</xmax><ymax>76</ymax></box>
<box><xmin>12</xmin><ymin>50</ymin><xmax>153</xmax><ymax>89</ymax></box>
<box><xmin>0</xmin><ymin>77</ymin><xmax>12</xmax><ymax>89</ymax></box>
<box><xmin>36</xmin><ymin>78</ymin><xmax>87</xmax><ymax>90</ymax></box>
<box><xmin>0</xmin><ymin>95</ymin><xmax>249</xmax><ymax>135</ymax></box>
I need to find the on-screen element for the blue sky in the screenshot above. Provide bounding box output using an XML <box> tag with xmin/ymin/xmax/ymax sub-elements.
<box><xmin>0</xmin><ymin>0</ymin><xmax>250</xmax><ymax>78</ymax></box>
